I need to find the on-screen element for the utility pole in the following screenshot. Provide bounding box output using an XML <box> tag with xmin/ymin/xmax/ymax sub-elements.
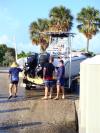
<box><xmin>13</xmin><ymin>36</ymin><xmax>17</xmax><ymax>62</ymax></box>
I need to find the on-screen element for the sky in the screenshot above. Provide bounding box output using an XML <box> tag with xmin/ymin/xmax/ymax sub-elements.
<box><xmin>0</xmin><ymin>0</ymin><xmax>100</xmax><ymax>54</ymax></box>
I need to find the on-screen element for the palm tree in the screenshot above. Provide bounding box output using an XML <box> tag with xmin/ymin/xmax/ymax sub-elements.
<box><xmin>77</xmin><ymin>7</ymin><xmax>100</xmax><ymax>52</ymax></box>
<box><xmin>29</xmin><ymin>18</ymin><xmax>49</xmax><ymax>52</ymax></box>
<box><xmin>29</xmin><ymin>6</ymin><xmax>73</xmax><ymax>51</ymax></box>
<box><xmin>49</xmin><ymin>6</ymin><xmax>73</xmax><ymax>32</ymax></box>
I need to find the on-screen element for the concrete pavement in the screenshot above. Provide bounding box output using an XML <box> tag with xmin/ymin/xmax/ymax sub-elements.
<box><xmin>0</xmin><ymin>72</ymin><xmax>78</xmax><ymax>133</ymax></box>
<box><xmin>0</xmin><ymin>98</ymin><xmax>77</xmax><ymax>133</ymax></box>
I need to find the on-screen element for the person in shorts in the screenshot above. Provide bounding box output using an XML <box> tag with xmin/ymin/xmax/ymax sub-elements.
<box><xmin>8</xmin><ymin>62</ymin><xmax>22</xmax><ymax>99</ymax></box>
<box><xmin>54</xmin><ymin>60</ymin><xmax>65</xmax><ymax>100</ymax></box>
<box><xmin>42</xmin><ymin>56</ymin><xmax>55</xmax><ymax>100</ymax></box>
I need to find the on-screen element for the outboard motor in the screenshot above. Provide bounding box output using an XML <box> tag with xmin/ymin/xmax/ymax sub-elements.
<box><xmin>36</xmin><ymin>52</ymin><xmax>50</xmax><ymax>78</ymax></box>
<box><xmin>24</xmin><ymin>53</ymin><xmax>38</xmax><ymax>78</ymax></box>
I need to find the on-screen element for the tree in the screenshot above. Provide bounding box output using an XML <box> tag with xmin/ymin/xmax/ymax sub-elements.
<box><xmin>29</xmin><ymin>18</ymin><xmax>49</xmax><ymax>52</ymax></box>
<box><xmin>49</xmin><ymin>6</ymin><xmax>73</xmax><ymax>32</ymax></box>
<box><xmin>7</xmin><ymin>47</ymin><xmax>15</xmax><ymax>57</ymax></box>
<box><xmin>17</xmin><ymin>51</ymin><xmax>27</xmax><ymax>59</ymax></box>
<box><xmin>77</xmin><ymin>7</ymin><xmax>100</xmax><ymax>52</ymax></box>
<box><xmin>3</xmin><ymin>51</ymin><xmax>14</xmax><ymax>66</ymax></box>
<box><xmin>0</xmin><ymin>44</ymin><xmax>7</xmax><ymax>65</ymax></box>
<box><xmin>0</xmin><ymin>44</ymin><xmax>15</xmax><ymax>66</ymax></box>
<box><xmin>29</xmin><ymin>6</ymin><xmax>73</xmax><ymax>52</ymax></box>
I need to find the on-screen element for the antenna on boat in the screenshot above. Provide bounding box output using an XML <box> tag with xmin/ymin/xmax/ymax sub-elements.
<box><xmin>68</xmin><ymin>35</ymin><xmax>72</xmax><ymax>88</ymax></box>
<box><xmin>13</xmin><ymin>36</ymin><xmax>17</xmax><ymax>62</ymax></box>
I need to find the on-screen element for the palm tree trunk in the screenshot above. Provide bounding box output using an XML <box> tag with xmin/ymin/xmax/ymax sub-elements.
<box><xmin>86</xmin><ymin>38</ymin><xmax>89</xmax><ymax>52</ymax></box>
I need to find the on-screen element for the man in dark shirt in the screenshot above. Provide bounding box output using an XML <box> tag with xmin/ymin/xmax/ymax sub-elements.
<box><xmin>42</xmin><ymin>56</ymin><xmax>55</xmax><ymax>100</ymax></box>
<box><xmin>54</xmin><ymin>60</ymin><xmax>65</xmax><ymax>100</ymax></box>
<box><xmin>8</xmin><ymin>62</ymin><xmax>22</xmax><ymax>99</ymax></box>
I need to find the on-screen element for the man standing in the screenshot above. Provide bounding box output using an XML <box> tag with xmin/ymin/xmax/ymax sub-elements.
<box><xmin>42</xmin><ymin>56</ymin><xmax>55</xmax><ymax>100</ymax></box>
<box><xmin>8</xmin><ymin>62</ymin><xmax>22</xmax><ymax>99</ymax></box>
<box><xmin>54</xmin><ymin>60</ymin><xmax>65</xmax><ymax>100</ymax></box>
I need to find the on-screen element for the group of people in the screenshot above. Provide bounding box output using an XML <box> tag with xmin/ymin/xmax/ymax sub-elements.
<box><xmin>42</xmin><ymin>56</ymin><xmax>65</xmax><ymax>100</ymax></box>
<box><xmin>8</xmin><ymin>56</ymin><xmax>65</xmax><ymax>100</ymax></box>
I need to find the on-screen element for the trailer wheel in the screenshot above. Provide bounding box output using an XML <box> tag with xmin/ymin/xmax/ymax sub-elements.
<box><xmin>25</xmin><ymin>84</ymin><xmax>31</xmax><ymax>90</ymax></box>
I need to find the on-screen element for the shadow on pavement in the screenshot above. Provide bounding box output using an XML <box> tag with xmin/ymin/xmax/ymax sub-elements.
<box><xmin>0</xmin><ymin>121</ymin><xmax>43</xmax><ymax>130</ymax></box>
<box><xmin>0</xmin><ymin>95</ymin><xmax>44</xmax><ymax>104</ymax></box>
<box><xmin>66</xmin><ymin>95</ymin><xmax>79</xmax><ymax>100</ymax></box>
<box><xmin>0</xmin><ymin>107</ymin><xmax>30</xmax><ymax>113</ymax></box>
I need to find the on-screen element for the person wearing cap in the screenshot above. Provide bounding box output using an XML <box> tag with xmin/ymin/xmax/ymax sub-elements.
<box><xmin>8</xmin><ymin>62</ymin><xmax>23</xmax><ymax>99</ymax></box>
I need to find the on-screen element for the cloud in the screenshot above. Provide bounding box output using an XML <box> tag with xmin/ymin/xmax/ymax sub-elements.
<box><xmin>72</xmin><ymin>32</ymin><xmax>100</xmax><ymax>53</ymax></box>
<box><xmin>0</xmin><ymin>35</ymin><xmax>10</xmax><ymax>44</ymax></box>
<box><xmin>16</xmin><ymin>42</ymin><xmax>40</xmax><ymax>53</ymax></box>
<box><xmin>0</xmin><ymin>34</ymin><xmax>40</xmax><ymax>53</ymax></box>
<box><xmin>0</xmin><ymin>7</ymin><xmax>21</xmax><ymax>32</ymax></box>
<box><xmin>89</xmin><ymin>34</ymin><xmax>100</xmax><ymax>53</ymax></box>
<box><xmin>0</xmin><ymin>34</ymin><xmax>16</xmax><ymax>50</ymax></box>
<box><xmin>72</xmin><ymin>33</ymin><xmax>86</xmax><ymax>50</ymax></box>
